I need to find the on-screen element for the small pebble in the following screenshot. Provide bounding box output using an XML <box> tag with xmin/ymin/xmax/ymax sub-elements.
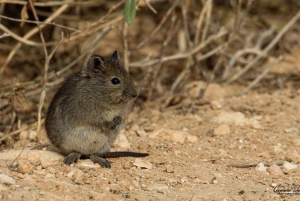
<box><xmin>212</xmin><ymin>111</ymin><xmax>247</xmax><ymax>125</ymax></box>
<box><xmin>132</xmin><ymin>180</ymin><xmax>141</xmax><ymax>189</ymax></box>
<box><xmin>0</xmin><ymin>174</ymin><xmax>16</xmax><ymax>185</ymax></box>
<box><xmin>44</xmin><ymin>173</ymin><xmax>55</xmax><ymax>178</ymax></box>
<box><xmin>283</xmin><ymin>161</ymin><xmax>297</xmax><ymax>172</ymax></box>
<box><xmin>284</xmin><ymin>127</ymin><xmax>298</xmax><ymax>133</ymax></box>
<box><xmin>18</xmin><ymin>160</ymin><xmax>34</xmax><ymax>174</ymax></box>
<box><xmin>210</xmin><ymin>177</ymin><xmax>217</xmax><ymax>184</ymax></box>
<box><xmin>292</xmin><ymin>139</ymin><xmax>300</xmax><ymax>146</ymax></box>
<box><xmin>150</xmin><ymin>184</ymin><xmax>168</xmax><ymax>191</ymax></box>
<box><xmin>148</xmin><ymin>129</ymin><xmax>187</xmax><ymax>144</ymax></box>
<box><xmin>40</xmin><ymin>158</ymin><xmax>57</xmax><ymax>169</ymax></box>
<box><xmin>181</xmin><ymin>177</ymin><xmax>187</xmax><ymax>182</ymax></box>
<box><xmin>113</xmin><ymin>134</ymin><xmax>131</xmax><ymax>148</ymax></box>
<box><xmin>166</xmin><ymin>165</ymin><xmax>174</xmax><ymax>173</ymax></box>
<box><xmin>77</xmin><ymin>160</ymin><xmax>100</xmax><ymax>168</ymax></box>
<box><xmin>268</xmin><ymin>163</ymin><xmax>284</xmax><ymax>175</ymax></box>
<box><xmin>213</xmin><ymin>124</ymin><xmax>230</xmax><ymax>136</ymax></box>
<box><xmin>133</xmin><ymin>158</ymin><xmax>152</xmax><ymax>169</ymax></box>
<box><xmin>136</xmin><ymin>130</ymin><xmax>147</xmax><ymax>137</ymax></box>
<box><xmin>210</xmin><ymin>99</ymin><xmax>223</xmax><ymax>110</ymax></box>
<box><xmin>186</xmin><ymin>134</ymin><xmax>198</xmax><ymax>143</ymax></box>
<box><xmin>256</xmin><ymin>163</ymin><xmax>267</xmax><ymax>172</ymax></box>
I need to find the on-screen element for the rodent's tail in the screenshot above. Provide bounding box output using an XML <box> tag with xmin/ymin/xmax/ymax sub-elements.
<box><xmin>100</xmin><ymin>152</ymin><xmax>149</xmax><ymax>158</ymax></box>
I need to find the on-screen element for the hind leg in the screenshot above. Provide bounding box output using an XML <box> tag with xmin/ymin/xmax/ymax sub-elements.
<box><xmin>63</xmin><ymin>152</ymin><xmax>81</xmax><ymax>165</ymax></box>
<box><xmin>90</xmin><ymin>154</ymin><xmax>111</xmax><ymax>168</ymax></box>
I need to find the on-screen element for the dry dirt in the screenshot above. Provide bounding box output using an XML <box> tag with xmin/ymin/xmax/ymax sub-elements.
<box><xmin>1</xmin><ymin>74</ymin><xmax>300</xmax><ymax>201</ymax></box>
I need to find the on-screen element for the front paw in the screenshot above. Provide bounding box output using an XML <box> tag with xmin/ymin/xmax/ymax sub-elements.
<box><xmin>113</xmin><ymin>116</ymin><xmax>122</xmax><ymax>125</ymax></box>
<box><xmin>105</xmin><ymin>116</ymin><xmax>122</xmax><ymax>130</ymax></box>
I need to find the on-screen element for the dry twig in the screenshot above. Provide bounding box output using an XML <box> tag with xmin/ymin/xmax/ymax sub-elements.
<box><xmin>130</xmin><ymin>27</ymin><xmax>227</xmax><ymax>67</ymax></box>
<box><xmin>0</xmin><ymin>2</ymin><xmax>70</xmax><ymax>74</ymax></box>
<box><xmin>27</xmin><ymin>0</ymin><xmax>64</xmax><ymax>133</ymax></box>
<box><xmin>238</xmin><ymin>56</ymin><xmax>283</xmax><ymax>96</ymax></box>
<box><xmin>227</xmin><ymin>161</ymin><xmax>284</xmax><ymax>168</ymax></box>
<box><xmin>227</xmin><ymin>10</ymin><xmax>300</xmax><ymax>83</ymax></box>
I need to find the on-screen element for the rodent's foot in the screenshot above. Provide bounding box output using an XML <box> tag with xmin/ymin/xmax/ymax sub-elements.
<box><xmin>64</xmin><ymin>152</ymin><xmax>81</xmax><ymax>165</ymax></box>
<box><xmin>90</xmin><ymin>154</ymin><xmax>112</xmax><ymax>168</ymax></box>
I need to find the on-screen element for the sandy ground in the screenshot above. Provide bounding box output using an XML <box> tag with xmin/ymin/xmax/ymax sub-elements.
<box><xmin>0</xmin><ymin>80</ymin><xmax>300</xmax><ymax>201</ymax></box>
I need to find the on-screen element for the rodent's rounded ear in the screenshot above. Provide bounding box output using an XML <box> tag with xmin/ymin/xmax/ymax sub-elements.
<box><xmin>111</xmin><ymin>50</ymin><xmax>119</xmax><ymax>64</ymax></box>
<box><xmin>82</xmin><ymin>55</ymin><xmax>105</xmax><ymax>76</ymax></box>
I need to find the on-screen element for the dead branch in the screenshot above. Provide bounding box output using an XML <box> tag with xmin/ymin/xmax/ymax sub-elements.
<box><xmin>227</xmin><ymin>161</ymin><xmax>284</xmax><ymax>168</ymax></box>
<box><xmin>129</xmin><ymin>27</ymin><xmax>227</xmax><ymax>67</ymax></box>
<box><xmin>239</xmin><ymin>56</ymin><xmax>283</xmax><ymax>95</ymax></box>
<box><xmin>0</xmin><ymin>14</ymin><xmax>82</xmax><ymax>33</ymax></box>
<box><xmin>227</xmin><ymin>10</ymin><xmax>300</xmax><ymax>83</ymax></box>
<box><xmin>0</xmin><ymin>2</ymin><xmax>70</xmax><ymax>74</ymax></box>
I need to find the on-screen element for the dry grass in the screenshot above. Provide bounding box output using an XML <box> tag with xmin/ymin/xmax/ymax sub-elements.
<box><xmin>0</xmin><ymin>0</ymin><xmax>299</xmax><ymax>146</ymax></box>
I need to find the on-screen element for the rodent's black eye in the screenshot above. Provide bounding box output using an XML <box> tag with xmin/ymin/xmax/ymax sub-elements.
<box><xmin>111</xmin><ymin>78</ymin><xmax>120</xmax><ymax>85</ymax></box>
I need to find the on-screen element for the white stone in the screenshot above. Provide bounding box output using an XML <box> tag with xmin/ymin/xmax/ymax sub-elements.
<box><xmin>283</xmin><ymin>161</ymin><xmax>297</xmax><ymax>172</ymax></box>
<box><xmin>212</xmin><ymin>111</ymin><xmax>247</xmax><ymax>125</ymax></box>
<box><xmin>213</xmin><ymin>124</ymin><xmax>230</xmax><ymax>136</ymax></box>
<box><xmin>150</xmin><ymin>184</ymin><xmax>168</xmax><ymax>190</ymax></box>
<box><xmin>114</xmin><ymin>134</ymin><xmax>131</xmax><ymax>148</ymax></box>
<box><xmin>133</xmin><ymin>158</ymin><xmax>152</xmax><ymax>169</ymax></box>
<box><xmin>148</xmin><ymin>129</ymin><xmax>187</xmax><ymax>144</ymax></box>
<box><xmin>0</xmin><ymin>174</ymin><xmax>16</xmax><ymax>185</ymax></box>
<box><xmin>186</xmin><ymin>135</ymin><xmax>198</xmax><ymax>143</ymax></box>
<box><xmin>284</xmin><ymin>127</ymin><xmax>298</xmax><ymax>133</ymax></box>
<box><xmin>268</xmin><ymin>163</ymin><xmax>284</xmax><ymax>175</ymax></box>
<box><xmin>256</xmin><ymin>163</ymin><xmax>267</xmax><ymax>172</ymax></box>
<box><xmin>136</xmin><ymin>130</ymin><xmax>147</xmax><ymax>137</ymax></box>
<box><xmin>77</xmin><ymin>160</ymin><xmax>100</xmax><ymax>168</ymax></box>
<box><xmin>210</xmin><ymin>99</ymin><xmax>223</xmax><ymax>110</ymax></box>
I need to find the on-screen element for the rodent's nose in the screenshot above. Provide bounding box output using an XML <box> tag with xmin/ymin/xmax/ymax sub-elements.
<box><xmin>132</xmin><ymin>92</ymin><xmax>137</xmax><ymax>98</ymax></box>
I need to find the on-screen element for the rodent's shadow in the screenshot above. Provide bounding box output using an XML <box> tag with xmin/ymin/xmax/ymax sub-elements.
<box><xmin>31</xmin><ymin>144</ymin><xmax>149</xmax><ymax>159</ymax></box>
<box><xmin>81</xmin><ymin>151</ymin><xmax>149</xmax><ymax>159</ymax></box>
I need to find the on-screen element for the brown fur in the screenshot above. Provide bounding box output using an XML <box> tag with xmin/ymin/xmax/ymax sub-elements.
<box><xmin>45</xmin><ymin>51</ymin><xmax>138</xmax><ymax>168</ymax></box>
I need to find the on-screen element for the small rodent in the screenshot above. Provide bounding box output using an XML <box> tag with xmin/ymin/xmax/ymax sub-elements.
<box><xmin>45</xmin><ymin>51</ymin><xmax>147</xmax><ymax>168</ymax></box>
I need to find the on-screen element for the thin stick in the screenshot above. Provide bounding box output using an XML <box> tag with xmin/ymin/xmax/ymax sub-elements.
<box><xmin>1</xmin><ymin>0</ymin><xmax>100</xmax><ymax>7</ymax></box>
<box><xmin>134</xmin><ymin>0</ymin><xmax>179</xmax><ymax>50</ymax></box>
<box><xmin>123</xmin><ymin>21</ymin><xmax>129</xmax><ymax>71</ymax></box>
<box><xmin>0</xmin><ymin>14</ymin><xmax>82</xmax><ymax>33</ymax></box>
<box><xmin>0</xmin><ymin>119</ymin><xmax>45</xmax><ymax>142</ymax></box>
<box><xmin>27</xmin><ymin>0</ymin><xmax>64</xmax><ymax>132</ymax></box>
<box><xmin>0</xmin><ymin>26</ymin><xmax>111</xmax><ymax>92</ymax></box>
<box><xmin>194</xmin><ymin>0</ymin><xmax>210</xmax><ymax>45</ymax></box>
<box><xmin>201</xmin><ymin>0</ymin><xmax>212</xmax><ymax>43</ymax></box>
<box><xmin>227</xmin><ymin>161</ymin><xmax>284</xmax><ymax>168</ymax></box>
<box><xmin>129</xmin><ymin>28</ymin><xmax>227</xmax><ymax>67</ymax></box>
<box><xmin>143</xmin><ymin>0</ymin><xmax>157</xmax><ymax>14</ymax></box>
<box><xmin>239</xmin><ymin>56</ymin><xmax>283</xmax><ymax>95</ymax></box>
<box><xmin>181</xmin><ymin>0</ymin><xmax>192</xmax><ymax>49</ymax></box>
<box><xmin>96</xmin><ymin>0</ymin><xmax>126</xmax><ymax>23</ymax></box>
<box><xmin>227</xmin><ymin>10</ymin><xmax>300</xmax><ymax>83</ymax></box>
<box><xmin>66</xmin><ymin>16</ymin><xmax>123</xmax><ymax>42</ymax></box>
<box><xmin>0</xmin><ymin>32</ymin><xmax>10</xmax><ymax>39</ymax></box>
<box><xmin>223</xmin><ymin>48</ymin><xmax>264</xmax><ymax>79</ymax></box>
<box><xmin>0</xmin><ymin>24</ymin><xmax>51</xmax><ymax>46</ymax></box>
<box><xmin>0</xmin><ymin>2</ymin><xmax>5</xmax><ymax>23</ymax></box>
<box><xmin>148</xmin><ymin>14</ymin><xmax>178</xmax><ymax>101</ymax></box>
<box><xmin>55</xmin><ymin>26</ymin><xmax>112</xmax><ymax>76</ymax></box>
<box><xmin>163</xmin><ymin>43</ymin><xmax>224</xmax><ymax>109</ymax></box>
<box><xmin>0</xmin><ymin>2</ymin><xmax>70</xmax><ymax>74</ymax></box>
